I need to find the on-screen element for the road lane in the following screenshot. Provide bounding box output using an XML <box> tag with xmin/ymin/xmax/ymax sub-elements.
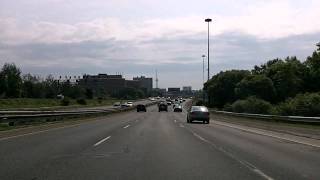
<box><xmin>0</xmin><ymin>103</ymin><xmax>319</xmax><ymax>180</ymax></box>
<box><xmin>172</xmin><ymin>108</ymin><xmax>320</xmax><ymax>180</ymax></box>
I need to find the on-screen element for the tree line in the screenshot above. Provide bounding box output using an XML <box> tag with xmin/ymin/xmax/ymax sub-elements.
<box><xmin>204</xmin><ymin>44</ymin><xmax>320</xmax><ymax>116</ymax></box>
<box><xmin>0</xmin><ymin>64</ymin><xmax>146</xmax><ymax>101</ymax></box>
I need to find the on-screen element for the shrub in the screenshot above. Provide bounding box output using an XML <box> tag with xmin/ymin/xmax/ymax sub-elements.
<box><xmin>223</xmin><ymin>103</ymin><xmax>232</xmax><ymax>112</ymax></box>
<box><xmin>60</xmin><ymin>97</ymin><xmax>70</xmax><ymax>106</ymax></box>
<box><xmin>231</xmin><ymin>96</ymin><xmax>272</xmax><ymax>114</ymax></box>
<box><xmin>76</xmin><ymin>98</ymin><xmax>87</xmax><ymax>105</ymax></box>
<box><xmin>97</xmin><ymin>97</ymin><xmax>103</xmax><ymax>104</ymax></box>
<box><xmin>276</xmin><ymin>92</ymin><xmax>320</xmax><ymax>116</ymax></box>
<box><xmin>195</xmin><ymin>100</ymin><xmax>204</xmax><ymax>106</ymax></box>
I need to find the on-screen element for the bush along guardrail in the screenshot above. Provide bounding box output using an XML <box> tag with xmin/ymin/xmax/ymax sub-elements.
<box><xmin>210</xmin><ymin>110</ymin><xmax>320</xmax><ymax>125</ymax></box>
<box><xmin>0</xmin><ymin>101</ymin><xmax>158</xmax><ymax>126</ymax></box>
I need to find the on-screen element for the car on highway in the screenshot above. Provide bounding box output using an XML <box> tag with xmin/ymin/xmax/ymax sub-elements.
<box><xmin>173</xmin><ymin>105</ymin><xmax>182</xmax><ymax>112</ymax></box>
<box><xmin>136</xmin><ymin>104</ymin><xmax>146</xmax><ymax>112</ymax></box>
<box><xmin>187</xmin><ymin>106</ymin><xmax>210</xmax><ymax>124</ymax></box>
<box><xmin>167</xmin><ymin>101</ymin><xmax>172</xmax><ymax>106</ymax></box>
<box><xmin>126</xmin><ymin>101</ymin><xmax>133</xmax><ymax>107</ymax></box>
<box><xmin>173</xmin><ymin>103</ymin><xmax>180</xmax><ymax>108</ymax></box>
<box><xmin>113</xmin><ymin>102</ymin><xmax>121</xmax><ymax>107</ymax></box>
<box><xmin>158</xmin><ymin>102</ymin><xmax>168</xmax><ymax>112</ymax></box>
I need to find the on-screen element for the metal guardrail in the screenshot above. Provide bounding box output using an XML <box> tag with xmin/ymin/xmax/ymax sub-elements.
<box><xmin>0</xmin><ymin>101</ymin><xmax>158</xmax><ymax>125</ymax></box>
<box><xmin>211</xmin><ymin>110</ymin><xmax>320</xmax><ymax>124</ymax></box>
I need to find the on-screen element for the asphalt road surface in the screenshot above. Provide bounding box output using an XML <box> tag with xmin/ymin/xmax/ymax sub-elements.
<box><xmin>0</xmin><ymin>104</ymin><xmax>319</xmax><ymax>180</ymax></box>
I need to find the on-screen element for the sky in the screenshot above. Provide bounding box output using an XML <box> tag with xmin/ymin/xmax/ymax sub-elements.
<box><xmin>0</xmin><ymin>0</ymin><xmax>320</xmax><ymax>89</ymax></box>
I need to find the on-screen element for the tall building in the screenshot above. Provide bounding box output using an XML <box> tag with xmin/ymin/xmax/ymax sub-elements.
<box><xmin>133</xmin><ymin>76</ymin><xmax>153</xmax><ymax>93</ymax></box>
<box><xmin>182</xmin><ymin>86</ymin><xmax>192</xmax><ymax>92</ymax></box>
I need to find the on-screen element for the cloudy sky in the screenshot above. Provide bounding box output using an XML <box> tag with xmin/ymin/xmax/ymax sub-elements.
<box><xmin>0</xmin><ymin>0</ymin><xmax>319</xmax><ymax>89</ymax></box>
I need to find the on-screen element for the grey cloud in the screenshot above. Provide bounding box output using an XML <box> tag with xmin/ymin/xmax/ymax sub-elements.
<box><xmin>0</xmin><ymin>31</ymin><xmax>319</xmax><ymax>89</ymax></box>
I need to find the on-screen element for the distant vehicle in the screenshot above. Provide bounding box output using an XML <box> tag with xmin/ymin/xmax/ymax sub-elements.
<box><xmin>173</xmin><ymin>105</ymin><xmax>182</xmax><ymax>112</ymax></box>
<box><xmin>187</xmin><ymin>106</ymin><xmax>210</xmax><ymax>124</ymax></box>
<box><xmin>149</xmin><ymin>97</ymin><xmax>156</xmax><ymax>101</ymax></box>
<box><xmin>167</xmin><ymin>101</ymin><xmax>172</xmax><ymax>105</ymax></box>
<box><xmin>158</xmin><ymin>103</ymin><xmax>168</xmax><ymax>112</ymax></box>
<box><xmin>173</xmin><ymin>103</ymin><xmax>180</xmax><ymax>108</ymax></box>
<box><xmin>56</xmin><ymin>94</ymin><xmax>64</xmax><ymax>99</ymax></box>
<box><xmin>137</xmin><ymin>104</ymin><xmax>146</xmax><ymax>112</ymax></box>
<box><xmin>121</xmin><ymin>103</ymin><xmax>128</xmax><ymax>108</ymax></box>
<box><xmin>113</xmin><ymin>102</ymin><xmax>121</xmax><ymax>106</ymax></box>
<box><xmin>126</xmin><ymin>102</ymin><xmax>133</xmax><ymax>107</ymax></box>
<box><xmin>182</xmin><ymin>99</ymin><xmax>186</xmax><ymax>102</ymax></box>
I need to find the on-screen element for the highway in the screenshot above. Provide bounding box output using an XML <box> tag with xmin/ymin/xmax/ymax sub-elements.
<box><xmin>0</xmin><ymin>104</ymin><xmax>319</xmax><ymax>180</ymax></box>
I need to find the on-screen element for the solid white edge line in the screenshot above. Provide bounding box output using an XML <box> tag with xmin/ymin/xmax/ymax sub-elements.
<box><xmin>213</xmin><ymin>121</ymin><xmax>320</xmax><ymax>148</ymax></box>
<box><xmin>94</xmin><ymin>136</ymin><xmax>111</xmax><ymax>147</ymax></box>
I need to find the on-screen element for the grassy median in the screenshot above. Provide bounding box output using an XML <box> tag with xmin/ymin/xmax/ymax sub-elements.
<box><xmin>0</xmin><ymin>98</ymin><xmax>122</xmax><ymax>110</ymax></box>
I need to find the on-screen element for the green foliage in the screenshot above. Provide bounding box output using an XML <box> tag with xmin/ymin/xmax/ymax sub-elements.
<box><xmin>0</xmin><ymin>63</ymin><xmax>22</xmax><ymax>97</ymax></box>
<box><xmin>76</xmin><ymin>98</ymin><xmax>87</xmax><ymax>105</ymax></box>
<box><xmin>60</xmin><ymin>97</ymin><xmax>70</xmax><ymax>106</ymax></box>
<box><xmin>256</xmin><ymin>57</ymin><xmax>308</xmax><ymax>101</ymax></box>
<box><xmin>304</xmin><ymin>50</ymin><xmax>320</xmax><ymax>92</ymax></box>
<box><xmin>204</xmin><ymin>70</ymin><xmax>250</xmax><ymax>108</ymax></box>
<box><xmin>235</xmin><ymin>75</ymin><xmax>276</xmax><ymax>102</ymax></box>
<box><xmin>111</xmin><ymin>87</ymin><xmax>145</xmax><ymax>99</ymax></box>
<box><xmin>276</xmin><ymin>93</ymin><xmax>320</xmax><ymax>116</ymax></box>
<box><xmin>231</xmin><ymin>96</ymin><xmax>273</xmax><ymax>114</ymax></box>
<box><xmin>85</xmin><ymin>89</ymin><xmax>93</xmax><ymax>99</ymax></box>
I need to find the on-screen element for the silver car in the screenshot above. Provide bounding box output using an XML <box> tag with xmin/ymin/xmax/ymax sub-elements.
<box><xmin>187</xmin><ymin>106</ymin><xmax>210</xmax><ymax>124</ymax></box>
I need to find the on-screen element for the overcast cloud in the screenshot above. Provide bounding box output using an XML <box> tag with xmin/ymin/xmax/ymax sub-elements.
<box><xmin>0</xmin><ymin>0</ymin><xmax>319</xmax><ymax>89</ymax></box>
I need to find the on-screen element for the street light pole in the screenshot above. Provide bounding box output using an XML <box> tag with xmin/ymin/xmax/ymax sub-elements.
<box><xmin>202</xmin><ymin>55</ymin><xmax>206</xmax><ymax>86</ymax></box>
<box><xmin>205</xmin><ymin>18</ymin><xmax>212</xmax><ymax>81</ymax></box>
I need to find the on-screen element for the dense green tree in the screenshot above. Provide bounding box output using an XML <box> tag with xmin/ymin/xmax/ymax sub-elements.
<box><xmin>235</xmin><ymin>75</ymin><xmax>276</xmax><ymax>102</ymax></box>
<box><xmin>0</xmin><ymin>63</ymin><xmax>22</xmax><ymax>98</ymax></box>
<box><xmin>204</xmin><ymin>70</ymin><xmax>250</xmax><ymax>108</ymax></box>
<box><xmin>304</xmin><ymin>50</ymin><xmax>320</xmax><ymax>92</ymax></box>
<box><xmin>256</xmin><ymin>57</ymin><xmax>308</xmax><ymax>101</ymax></box>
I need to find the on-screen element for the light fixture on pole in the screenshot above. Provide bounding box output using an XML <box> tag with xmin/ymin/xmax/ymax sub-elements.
<box><xmin>205</xmin><ymin>18</ymin><xmax>212</xmax><ymax>81</ymax></box>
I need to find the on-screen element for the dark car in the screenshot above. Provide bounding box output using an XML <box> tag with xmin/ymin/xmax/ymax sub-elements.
<box><xmin>137</xmin><ymin>104</ymin><xmax>146</xmax><ymax>112</ymax></box>
<box><xmin>158</xmin><ymin>103</ymin><xmax>168</xmax><ymax>112</ymax></box>
<box><xmin>173</xmin><ymin>105</ymin><xmax>182</xmax><ymax>112</ymax></box>
<box><xmin>187</xmin><ymin>106</ymin><xmax>210</xmax><ymax>124</ymax></box>
<box><xmin>167</xmin><ymin>101</ymin><xmax>172</xmax><ymax>106</ymax></box>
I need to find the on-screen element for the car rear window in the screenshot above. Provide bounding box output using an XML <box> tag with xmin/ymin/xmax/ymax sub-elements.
<box><xmin>191</xmin><ymin>106</ymin><xmax>208</xmax><ymax>112</ymax></box>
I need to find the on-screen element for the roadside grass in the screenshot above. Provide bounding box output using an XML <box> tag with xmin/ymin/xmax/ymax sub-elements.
<box><xmin>0</xmin><ymin>98</ymin><xmax>122</xmax><ymax>110</ymax></box>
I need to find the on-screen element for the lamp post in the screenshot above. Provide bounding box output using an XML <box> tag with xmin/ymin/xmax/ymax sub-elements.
<box><xmin>205</xmin><ymin>18</ymin><xmax>212</xmax><ymax>81</ymax></box>
<box><xmin>201</xmin><ymin>55</ymin><xmax>206</xmax><ymax>86</ymax></box>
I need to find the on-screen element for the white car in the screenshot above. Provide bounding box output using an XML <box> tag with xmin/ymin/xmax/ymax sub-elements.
<box><xmin>126</xmin><ymin>102</ymin><xmax>133</xmax><ymax>107</ymax></box>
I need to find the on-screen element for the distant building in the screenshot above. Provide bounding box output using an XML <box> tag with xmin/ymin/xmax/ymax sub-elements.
<box><xmin>78</xmin><ymin>74</ymin><xmax>126</xmax><ymax>95</ymax></box>
<box><xmin>133</xmin><ymin>76</ymin><xmax>153</xmax><ymax>93</ymax></box>
<box><xmin>78</xmin><ymin>74</ymin><xmax>153</xmax><ymax>96</ymax></box>
<box><xmin>125</xmin><ymin>80</ymin><xmax>141</xmax><ymax>89</ymax></box>
<box><xmin>182</xmin><ymin>86</ymin><xmax>192</xmax><ymax>92</ymax></box>
<box><xmin>168</xmin><ymin>88</ymin><xmax>180</xmax><ymax>93</ymax></box>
